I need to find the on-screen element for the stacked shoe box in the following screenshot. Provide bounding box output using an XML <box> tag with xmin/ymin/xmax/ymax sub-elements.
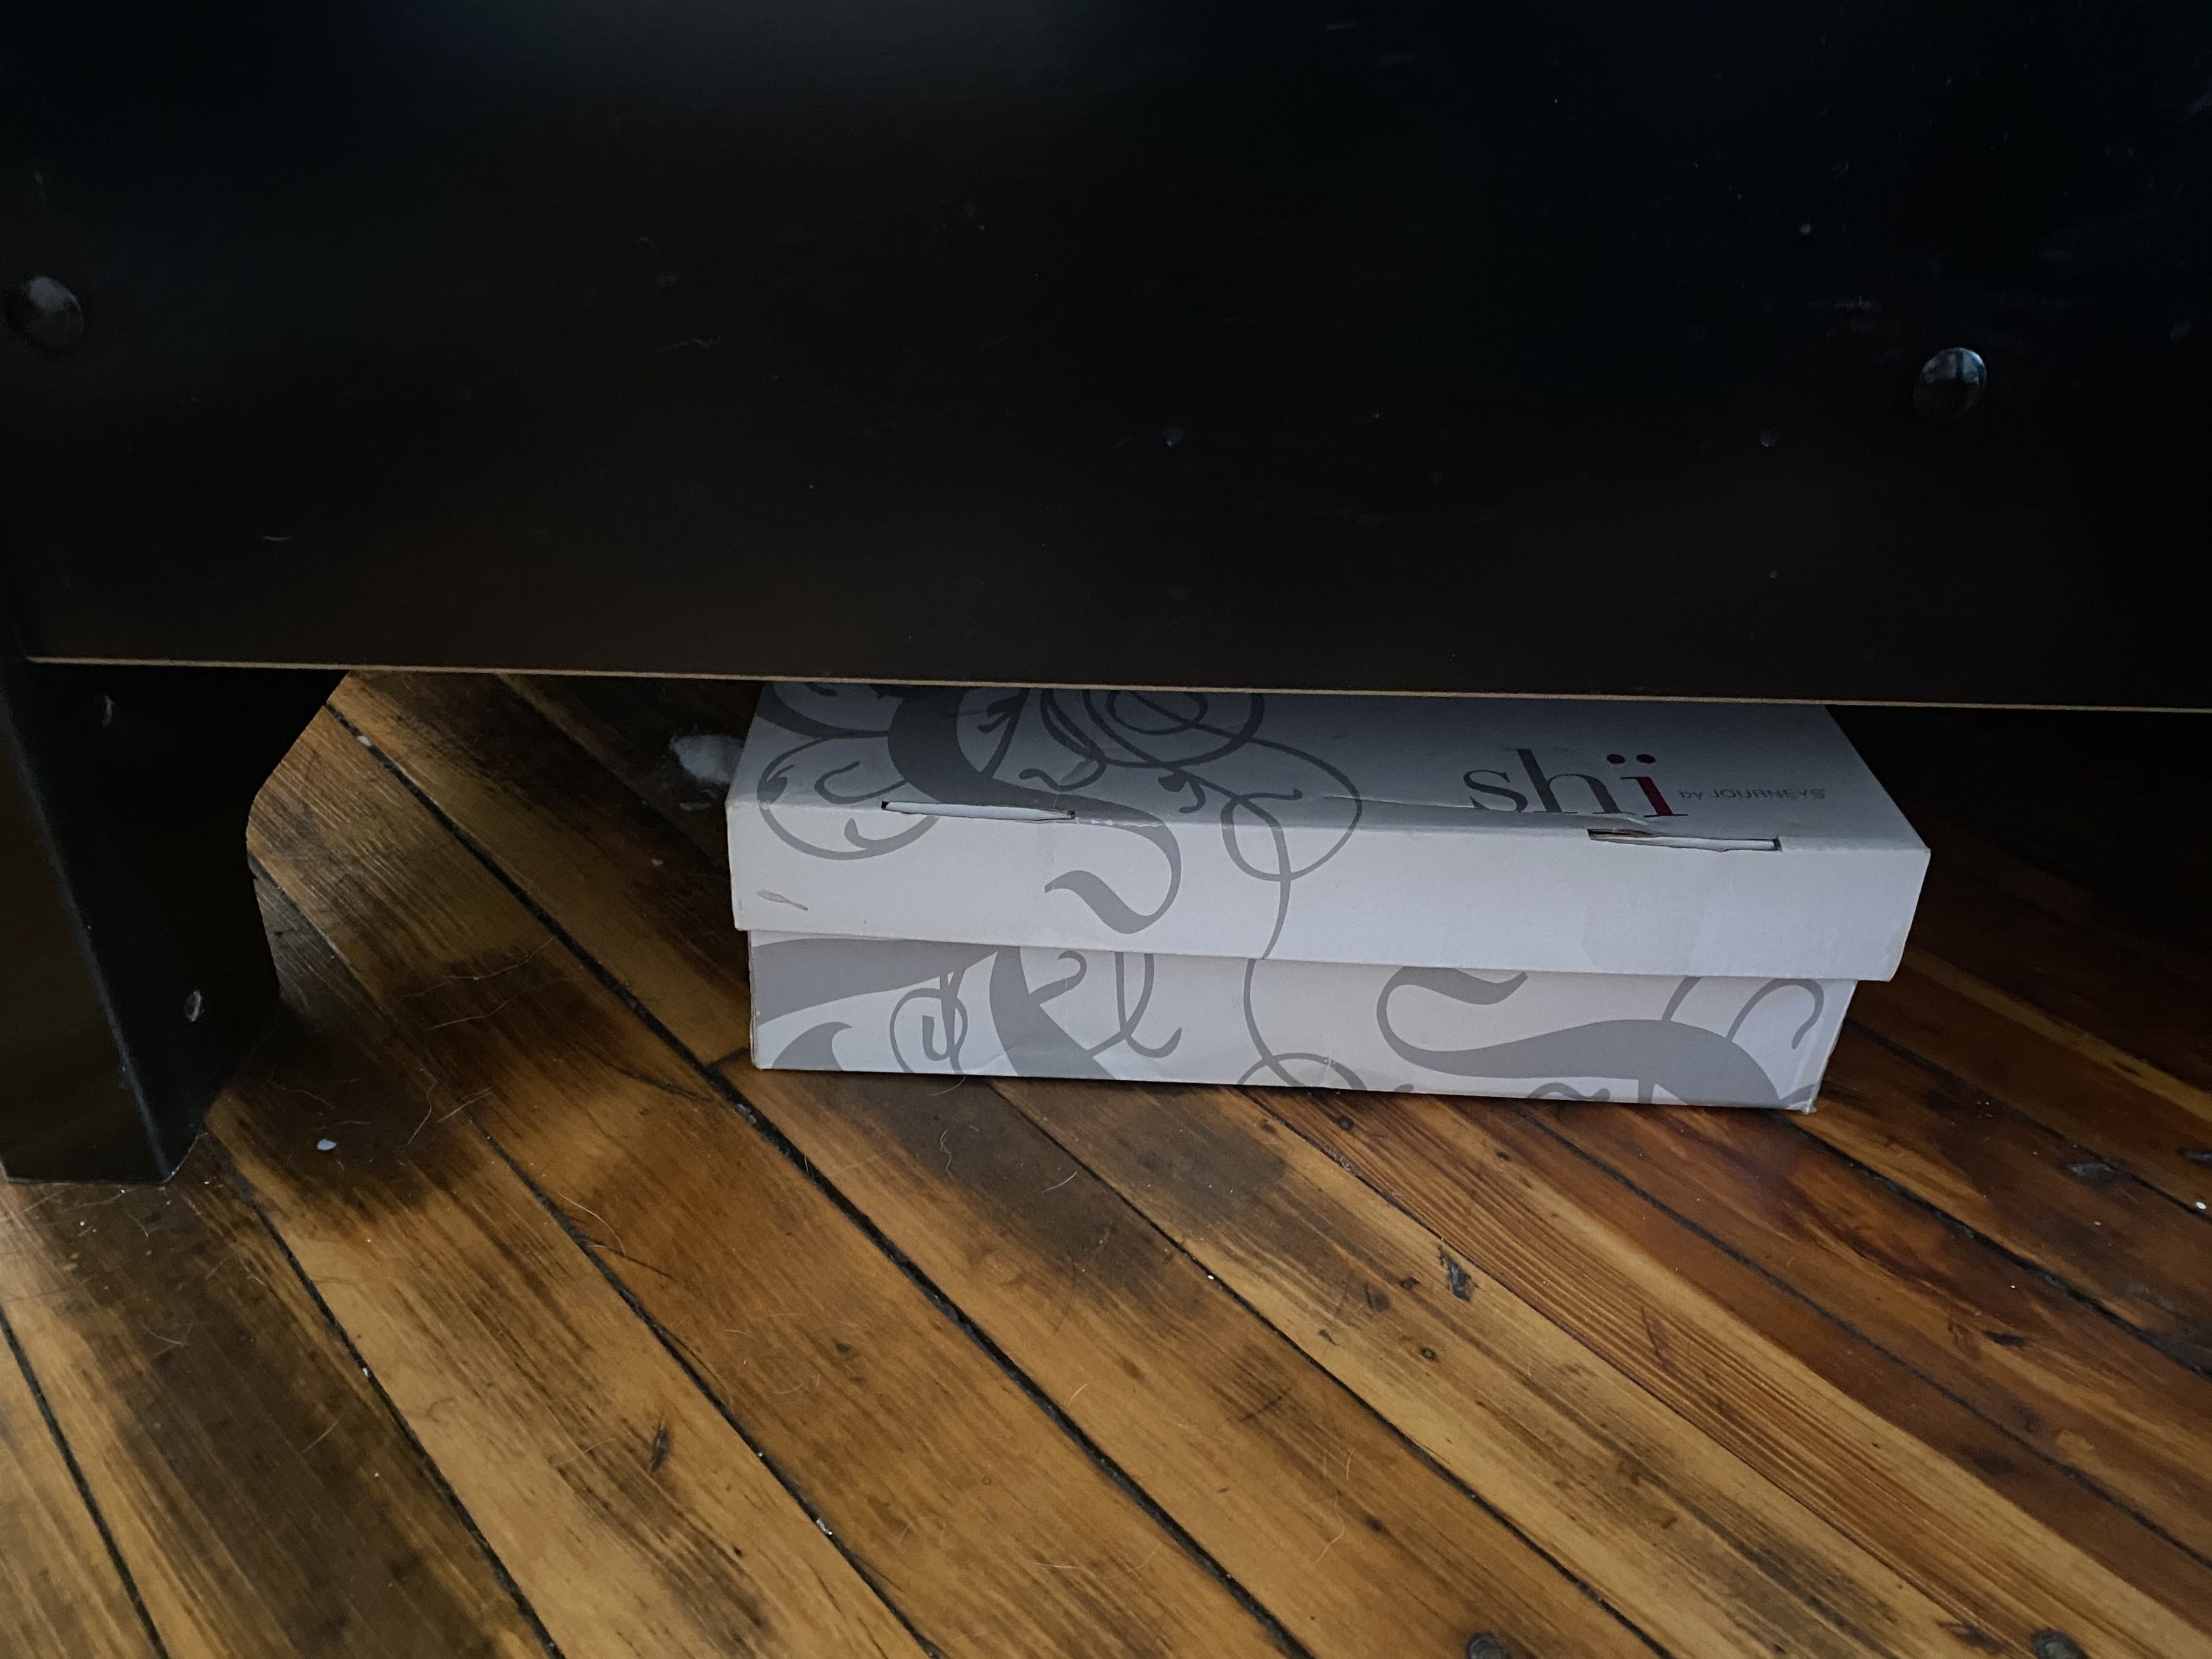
<box><xmin>728</xmin><ymin>685</ymin><xmax>1925</xmax><ymax>1109</ymax></box>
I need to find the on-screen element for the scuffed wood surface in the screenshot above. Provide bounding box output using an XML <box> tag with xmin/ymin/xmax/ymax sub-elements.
<box><xmin>6</xmin><ymin>669</ymin><xmax>2208</xmax><ymax>1659</ymax></box>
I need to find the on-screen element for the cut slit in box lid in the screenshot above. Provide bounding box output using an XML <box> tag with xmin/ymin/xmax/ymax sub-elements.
<box><xmin>726</xmin><ymin>685</ymin><xmax>1929</xmax><ymax>983</ymax></box>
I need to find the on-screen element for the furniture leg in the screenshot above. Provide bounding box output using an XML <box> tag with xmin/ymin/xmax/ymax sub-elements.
<box><xmin>1</xmin><ymin>639</ymin><xmax>338</xmax><ymax>1182</ymax></box>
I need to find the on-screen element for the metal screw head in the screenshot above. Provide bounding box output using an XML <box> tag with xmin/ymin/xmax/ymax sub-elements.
<box><xmin>4</xmin><ymin>275</ymin><xmax>85</xmax><ymax>352</ymax></box>
<box><xmin>2031</xmin><ymin>1632</ymin><xmax>2087</xmax><ymax>1659</ymax></box>
<box><xmin>1466</xmin><ymin>1637</ymin><xmax>1513</xmax><ymax>1659</ymax></box>
<box><xmin>1914</xmin><ymin>346</ymin><xmax>1986</xmax><ymax>419</ymax></box>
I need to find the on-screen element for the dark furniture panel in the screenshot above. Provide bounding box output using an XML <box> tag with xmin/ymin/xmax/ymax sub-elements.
<box><xmin>4</xmin><ymin>0</ymin><xmax>2208</xmax><ymax>703</ymax></box>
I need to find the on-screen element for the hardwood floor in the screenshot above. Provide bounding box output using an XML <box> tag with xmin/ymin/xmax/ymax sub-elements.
<box><xmin>5</xmin><ymin>674</ymin><xmax>2210</xmax><ymax>1659</ymax></box>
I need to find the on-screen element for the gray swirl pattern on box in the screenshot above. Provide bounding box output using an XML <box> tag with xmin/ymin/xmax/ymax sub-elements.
<box><xmin>731</xmin><ymin>684</ymin><xmax>1927</xmax><ymax>982</ymax></box>
<box><xmin>730</xmin><ymin>684</ymin><xmax>1907</xmax><ymax>1106</ymax></box>
<box><xmin>747</xmin><ymin>683</ymin><xmax>1363</xmax><ymax>954</ymax></box>
<box><xmin>748</xmin><ymin>933</ymin><xmax>1847</xmax><ymax>1108</ymax></box>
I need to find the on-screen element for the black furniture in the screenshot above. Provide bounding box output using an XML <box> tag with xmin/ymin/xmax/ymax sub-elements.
<box><xmin>5</xmin><ymin>0</ymin><xmax>2208</xmax><ymax>1180</ymax></box>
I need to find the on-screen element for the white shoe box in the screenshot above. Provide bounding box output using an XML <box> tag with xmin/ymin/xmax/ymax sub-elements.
<box><xmin>729</xmin><ymin>686</ymin><xmax>1926</xmax><ymax>1109</ymax></box>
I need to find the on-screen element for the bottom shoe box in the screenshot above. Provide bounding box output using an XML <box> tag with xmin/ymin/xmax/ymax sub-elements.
<box><xmin>748</xmin><ymin>932</ymin><xmax>1851</xmax><ymax>1110</ymax></box>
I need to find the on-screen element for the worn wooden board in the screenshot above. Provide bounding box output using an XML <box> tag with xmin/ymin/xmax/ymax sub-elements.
<box><xmin>1258</xmin><ymin>1084</ymin><xmax>2212</xmax><ymax>1658</ymax></box>
<box><xmin>220</xmin><ymin>874</ymin><xmax>923</xmax><ymax>1659</ymax></box>
<box><xmin>1907</xmin><ymin>811</ymin><xmax>2212</xmax><ymax>971</ymax></box>
<box><xmin>0</xmin><ymin>1145</ymin><xmax>542</xmax><ymax>1659</ymax></box>
<box><xmin>990</xmin><ymin>1073</ymin><xmax>2004</xmax><ymax>1659</ymax></box>
<box><xmin>1851</xmin><ymin>961</ymin><xmax>2212</xmax><ymax>1214</ymax></box>
<box><xmin>335</xmin><ymin>672</ymin><xmax>1652</xmax><ymax>1658</ymax></box>
<box><xmin>276</xmin><ymin>682</ymin><xmax>1298</xmax><ymax>1659</ymax></box>
<box><xmin>1837</xmin><ymin>709</ymin><xmax>2212</xmax><ymax>951</ymax></box>
<box><xmin>1909</xmin><ymin>871</ymin><xmax>2212</xmax><ymax>1095</ymax></box>
<box><xmin>1801</xmin><ymin>1026</ymin><xmax>2212</xmax><ymax>1363</ymax></box>
<box><xmin>433</xmin><ymin>669</ymin><xmax>2212</xmax><ymax>1653</ymax></box>
<box><xmin>738</xmin><ymin>1057</ymin><xmax>1653</xmax><ymax>1659</ymax></box>
<box><xmin>500</xmin><ymin>672</ymin><xmax>762</xmax><ymax>857</ymax></box>
<box><xmin>0</xmin><ymin>1304</ymin><xmax>155</xmax><ymax>1659</ymax></box>
<box><xmin>337</xmin><ymin>675</ymin><xmax>754</xmax><ymax>1067</ymax></box>
<box><xmin>1526</xmin><ymin>1093</ymin><xmax>2212</xmax><ymax>1565</ymax></box>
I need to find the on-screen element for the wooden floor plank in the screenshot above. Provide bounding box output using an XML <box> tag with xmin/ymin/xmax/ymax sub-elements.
<box><xmin>1910</xmin><ymin>863</ymin><xmax>2212</xmax><ymax>1094</ymax></box>
<box><xmin>277</xmin><ymin>683</ymin><xmax>1298</xmax><ymax>1659</ymax></box>
<box><xmin>338</xmin><ymin>675</ymin><xmax>754</xmax><ymax>1068</ymax></box>
<box><xmin>25</xmin><ymin>674</ymin><xmax>2211</xmax><ymax>1659</ymax></box>
<box><xmin>1260</xmin><ymin>1085</ymin><xmax>2212</xmax><ymax>1658</ymax></box>
<box><xmin>1523</xmin><ymin>1093</ymin><xmax>2212</xmax><ymax>1564</ymax></box>
<box><xmin>990</xmin><ymin>1073</ymin><xmax>2001</xmax><ymax>1659</ymax></box>
<box><xmin>509</xmin><ymin>671</ymin><xmax>2212</xmax><ymax>1509</ymax></box>
<box><xmin>0</xmin><ymin>1146</ymin><xmax>542</xmax><ymax>1659</ymax></box>
<box><xmin>501</xmin><ymin>672</ymin><xmax>762</xmax><ymax>830</ymax></box>
<box><xmin>1837</xmin><ymin>709</ymin><xmax>2212</xmax><ymax>954</ymax></box>
<box><xmin>0</xmin><ymin>1302</ymin><xmax>155</xmax><ymax>1658</ymax></box>
<box><xmin>1906</xmin><ymin>812</ymin><xmax>2212</xmax><ymax>975</ymax></box>
<box><xmin>486</xmin><ymin>669</ymin><xmax>2212</xmax><ymax>1651</ymax></box>
<box><xmin>339</xmin><ymin>672</ymin><xmax>1653</xmax><ymax>1658</ymax></box>
<box><xmin>1851</xmin><ymin>960</ymin><xmax>2212</xmax><ymax>1214</ymax></box>
<box><xmin>1801</xmin><ymin>1026</ymin><xmax>2212</xmax><ymax>1364</ymax></box>
<box><xmin>222</xmin><ymin>876</ymin><xmax>923</xmax><ymax>1659</ymax></box>
<box><xmin>1899</xmin><ymin>948</ymin><xmax>2212</xmax><ymax>1127</ymax></box>
<box><xmin>521</xmin><ymin>669</ymin><xmax>2212</xmax><ymax>1230</ymax></box>
<box><xmin>734</xmin><ymin>1057</ymin><xmax>1652</xmax><ymax>1659</ymax></box>
<box><xmin>1843</xmin><ymin>709</ymin><xmax>2212</xmax><ymax>1101</ymax></box>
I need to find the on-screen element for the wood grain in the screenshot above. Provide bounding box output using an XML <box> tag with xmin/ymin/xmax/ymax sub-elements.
<box><xmin>341</xmin><ymin>675</ymin><xmax>754</xmax><ymax>1067</ymax></box>
<box><xmin>1909</xmin><ymin>866</ymin><xmax>2212</xmax><ymax>1094</ymax></box>
<box><xmin>20</xmin><ymin>672</ymin><xmax>2212</xmax><ymax>1659</ymax></box>
<box><xmin>1843</xmin><ymin>706</ymin><xmax>2212</xmax><ymax>1096</ymax></box>
<box><xmin>344</xmin><ymin>672</ymin><xmax>1652</xmax><ymax>1658</ymax></box>
<box><xmin>1836</xmin><ymin>708</ymin><xmax>2212</xmax><ymax>951</ymax></box>
<box><xmin>739</xmin><ymin>1057</ymin><xmax>1652</xmax><ymax>1659</ymax></box>
<box><xmin>0</xmin><ymin>1144</ymin><xmax>541</xmax><ymax>1659</ymax></box>
<box><xmin>992</xmin><ymin>1074</ymin><xmax>2005</xmax><ymax>1659</ymax></box>
<box><xmin>1907</xmin><ymin>810</ymin><xmax>2212</xmax><ymax>973</ymax></box>
<box><xmin>1526</xmin><ymin>1093</ymin><xmax>2212</xmax><ymax>1563</ymax></box>
<box><xmin>280</xmin><ymin>680</ymin><xmax>1296</xmax><ymax>1659</ymax></box>
<box><xmin>222</xmin><ymin>872</ymin><xmax>922</xmax><ymax>1659</ymax></box>
<box><xmin>463</xmin><ymin>670</ymin><xmax>2212</xmax><ymax>1653</ymax></box>
<box><xmin>501</xmin><ymin>672</ymin><xmax>762</xmax><ymax>851</ymax></box>
<box><xmin>1258</xmin><ymin>1085</ymin><xmax>2212</xmax><ymax>1658</ymax></box>
<box><xmin>1851</xmin><ymin>960</ymin><xmax>2212</xmax><ymax>1214</ymax></box>
<box><xmin>1801</xmin><ymin>1026</ymin><xmax>2212</xmax><ymax>1363</ymax></box>
<box><xmin>0</xmin><ymin>1304</ymin><xmax>154</xmax><ymax>1658</ymax></box>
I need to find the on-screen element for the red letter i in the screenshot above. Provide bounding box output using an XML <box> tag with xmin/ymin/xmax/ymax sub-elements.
<box><xmin>1610</xmin><ymin>753</ymin><xmax>1679</xmax><ymax>817</ymax></box>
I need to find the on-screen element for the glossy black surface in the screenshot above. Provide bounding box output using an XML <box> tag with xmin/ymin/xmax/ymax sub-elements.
<box><xmin>3</xmin><ymin>0</ymin><xmax>2208</xmax><ymax>703</ymax></box>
